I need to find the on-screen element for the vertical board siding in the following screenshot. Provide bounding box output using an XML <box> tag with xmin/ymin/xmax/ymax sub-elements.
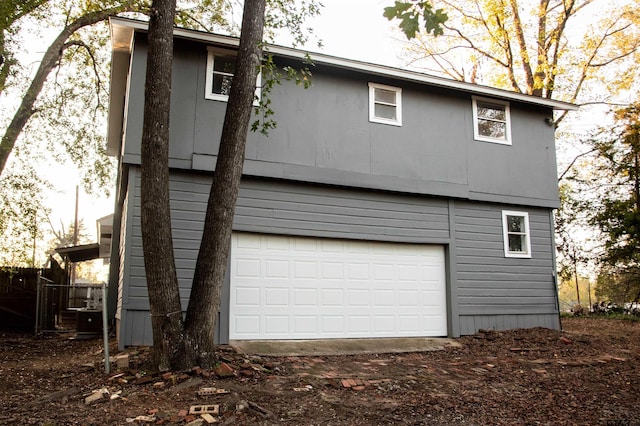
<box><xmin>453</xmin><ymin>201</ymin><xmax>559</xmax><ymax>333</ymax></box>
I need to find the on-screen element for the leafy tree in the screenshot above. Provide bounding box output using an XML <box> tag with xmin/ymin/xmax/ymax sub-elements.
<box><xmin>0</xmin><ymin>0</ymin><xmax>232</xmax><ymax>268</ymax></box>
<box><xmin>595</xmin><ymin>267</ymin><xmax>640</xmax><ymax>304</ymax></box>
<box><xmin>47</xmin><ymin>216</ymin><xmax>92</xmax><ymax>252</ymax></box>
<box><xmin>0</xmin><ymin>1</ymin><xmax>48</xmax><ymax>96</ymax></box>
<box><xmin>398</xmin><ymin>1</ymin><xmax>639</xmax><ymax>111</ymax></box>
<box><xmin>393</xmin><ymin>1</ymin><xmax>640</xmax><ymax>303</ymax></box>
<box><xmin>582</xmin><ymin>104</ymin><xmax>640</xmax><ymax>302</ymax></box>
<box><xmin>0</xmin><ymin>164</ymin><xmax>49</xmax><ymax>266</ymax></box>
<box><xmin>383</xmin><ymin>1</ymin><xmax>448</xmax><ymax>39</ymax></box>
<box><xmin>554</xmin><ymin>182</ymin><xmax>599</xmax><ymax>306</ymax></box>
<box><xmin>0</xmin><ymin>1</ymin><xmax>148</xmax><ymax>177</ymax></box>
<box><xmin>0</xmin><ymin>1</ymin><xmax>142</xmax><ymax>268</ymax></box>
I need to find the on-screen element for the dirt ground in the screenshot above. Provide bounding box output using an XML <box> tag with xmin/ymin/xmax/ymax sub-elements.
<box><xmin>0</xmin><ymin>317</ymin><xmax>638</xmax><ymax>426</ymax></box>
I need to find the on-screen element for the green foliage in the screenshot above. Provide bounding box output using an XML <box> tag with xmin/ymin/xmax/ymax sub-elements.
<box><xmin>252</xmin><ymin>52</ymin><xmax>314</xmax><ymax>136</ymax></box>
<box><xmin>248</xmin><ymin>0</ymin><xmax>320</xmax><ymax>136</ymax></box>
<box><xmin>588</xmin><ymin>105</ymin><xmax>640</xmax><ymax>268</ymax></box>
<box><xmin>383</xmin><ymin>1</ymin><xmax>448</xmax><ymax>39</ymax></box>
<box><xmin>0</xmin><ymin>160</ymin><xmax>50</xmax><ymax>266</ymax></box>
<box><xmin>264</xmin><ymin>0</ymin><xmax>322</xmax><ymax>47</ymax></box>
<box><xmin>0</xmin><ymin>0</ymin><xmax>48</xmax><ymax>95</ymax></box>
<box><xmin>571</xmin><ymin>104</ymin><xmax>640</xmax><ymax>304</ymax></box>
<box><xmin>595</xmin><ymin>267</ymin><xmax>640</xmax><ymax>305</ymax></box>
<box><xmin>398</xmin><ymin>0</ymin><xmax>640</xmax><ymax>111</ymax></box>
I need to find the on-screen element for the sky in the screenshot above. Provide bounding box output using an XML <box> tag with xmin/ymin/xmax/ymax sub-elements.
<box><xmin>293</xmin><ymin>0</ymin><xmax>409</xmax><ymax>67</ymax></box>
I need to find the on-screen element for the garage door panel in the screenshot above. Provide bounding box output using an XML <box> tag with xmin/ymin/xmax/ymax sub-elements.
<box><xmin>265</xmin><ymin>288</ymin><xmax>289</xmax><ymax>306</ymax></box>
<box><xmin>293</xmin><ymin>288</ymin><xmax>317</xmax><ymax>306</ymax></box>
<box><xmin>235</xmin><ymin>287</ymin><xmax>260</xmax><ymax>306</ymax></box>
<box><xmin>321</xmin><ymin>262</ymin><xmax>344</xmax><ymax>279</ymax></box>
<box><xmin>265</xmin><ymin>260</ymin><xmax>289</xmax><ymax>278</ymax></box>
<box><xmin>373</xmin><ymin>290</ymin><xmax>395</xmax><ymax>306</ymax></box>
<box><xmin>321</xmin><ymin>289</ymin><xmax>344</xmax><ymax>306</ymax></box>
<box><xmin>234</xmin><ymin>316</ymin><xmax>260</xmax><ymax>335</ymax></box>
<box><xmin>322</xmin><ymin>316</ymin><xmax>344</xmax><ymax>333</ymax></box>
<box><xmin>230</xmin><ymin>233</ymin><xmax>447</xmax><ymax>340</ymax></box>
<box><xmin>265</xmin><ymin>316</ymin><xmax>288</xmax><ymax>334</ymax></box>
<box><xmin>293</xmin><ymin>316</ymin><xmax>317</xmax><ymax>334</ymax></box>
<box><xmin>235</xmin><ymin>259</ymin><xmax>261</xmax><ymax>277</ymax></box>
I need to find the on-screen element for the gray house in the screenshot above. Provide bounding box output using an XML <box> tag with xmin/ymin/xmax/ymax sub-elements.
<box><xmin>107</xmin><ymin>18</ymin><xmax>577</xmax><ymax>348</ymax></box>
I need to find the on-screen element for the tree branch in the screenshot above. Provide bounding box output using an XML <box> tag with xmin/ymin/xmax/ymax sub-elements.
<box><xmin>558</xmin><ymin>148</ymin><xmax>598</xmax><ymax>181</ymax></box>
<box><xmin>63</xmin><ymin>40</ymin><xmax>104</xmax><ymax>109</ymax></box>
<box><xmin>0</xmin><ymin>2</ymin><xmax>138</xmax><ymax>177</ymax></box>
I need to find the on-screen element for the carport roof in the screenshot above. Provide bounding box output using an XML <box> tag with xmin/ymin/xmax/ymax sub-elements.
<box><xmin>55</xmin><ymin>243</ymin><xmax>100</xmax><ymax>263</ymax></box>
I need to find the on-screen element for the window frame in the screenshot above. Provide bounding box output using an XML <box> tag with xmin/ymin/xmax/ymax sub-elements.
<box><xmin>501</xmin><ymin>210</ymin><xmax>532</xmax><ymax>258</ymax></box>
<box><xmin>368</xmin><ymin>82</ymin><xmax>402</xmax><ymax>126</ymax></box>
<box><xmin>472</xmin><ymin>96</ymin><xmax>512</xmax><ymax>145</ymax></box>
<box><xmin>205</xmin><ymin>46</ymin><xmax>261</xmax><ymax>104</ymax></box>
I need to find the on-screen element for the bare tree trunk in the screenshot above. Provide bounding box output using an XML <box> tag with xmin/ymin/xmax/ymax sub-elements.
<box><xmin>139</xmin><ymin>0</ymin><xmax>186</xmax><ymax>372</ymax></box>
<box><xmin>183</xmin><ymin>0</ymin><xmax>266</xmax><ymax>368</ymax></box>
<box><xmin>0</xmin><ymin>3</ymin><xmax>136</xmax><ymax>177</ymax></box>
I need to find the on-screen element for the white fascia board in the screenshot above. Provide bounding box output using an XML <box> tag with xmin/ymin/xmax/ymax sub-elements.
<box><xmin>109</xmin><ymin>17</ymin><xmax>577</xmax><ymax>112</ymax></box>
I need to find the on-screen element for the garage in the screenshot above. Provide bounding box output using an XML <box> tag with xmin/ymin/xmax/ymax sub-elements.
<box><xmin>229</xmin><ymin>233</ymin><xmax>447</xmax><ymax>340</ymax></box>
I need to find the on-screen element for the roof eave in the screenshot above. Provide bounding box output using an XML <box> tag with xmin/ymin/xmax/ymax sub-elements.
<box><xmin>108</xmin><ymin>17</ymin><xmax>577</xmax><ymax>113</ymax></box>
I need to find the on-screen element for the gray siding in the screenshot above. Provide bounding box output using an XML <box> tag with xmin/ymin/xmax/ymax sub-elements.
<box><xmin>120</xmin><ymin>36</ymin><xmax>559</xmax><ymax>209</ymax></box>
<box><xmin>119</xmin><ymin>168</ymin><xmax>452</xmax><ymax>346</ymax></box>
<box><xmin>453</xmin><ymin>202</ymin><xmax>560</xmax><ymax>334</ymax></box>
<box><xmin>117</xmin><ymin>167</ymin><xmax>561</xmax><ymax>347</ymax></box>
<box><xmin>115</xmin><ymin>35</ymin><xmax>562</xmax><ymax>346</ymax></box>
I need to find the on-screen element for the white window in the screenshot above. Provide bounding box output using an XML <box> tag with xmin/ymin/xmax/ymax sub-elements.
<box><xmin>205</xmin><ymin>47</ymin><xmax>260</xmax><ymax>103</ymax></box>
<box><xmin>502</xmin><ymin>211</ymin><xmax>531</xmax><ymax>258</ymax></box>
<box><xmin>369</xmin><ymin>83</ymin><xmax>402</xmax><ymax>126</ymax></box>
<box><xmin>472</xmin><ymin>96</ymin><xmax>511</xmax><ymax>145</ymax></box>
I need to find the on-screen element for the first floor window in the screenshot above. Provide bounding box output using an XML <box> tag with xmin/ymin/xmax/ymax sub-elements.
<box><xmin>473</xmin><ymin>96</ymin><xmax>511</xmax><ymax>145</ymax></box>
<box><xmin>206</xmin><ymin>46</ymin><xmax>260</xmax><ymax>103</ymax></box>
<box><xmin>369</xmin><ymin>82</ymin><xmax>402</xmax><ymax>126</ymax></box>
<box><xmin>502</xmin><ymin>210</ymin><xmax>531</xmax><ymax>258</ymax></box>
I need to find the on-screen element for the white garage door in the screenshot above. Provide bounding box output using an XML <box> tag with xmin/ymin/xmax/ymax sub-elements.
<box><xmin>229</xmin><ymin>233</ymin><xmax>447</xmax><ymax>340</ymax></box>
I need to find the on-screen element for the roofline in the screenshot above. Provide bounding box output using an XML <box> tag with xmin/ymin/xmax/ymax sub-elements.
<box><xmin>109</xmin><ymin>16</ymin><xmax>577</xmax><ymax>111</ymax></box>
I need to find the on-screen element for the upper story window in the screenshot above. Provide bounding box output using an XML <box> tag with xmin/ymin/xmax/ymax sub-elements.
<box><xmin>472</xmin><ymin>96</ymin><xmax>511</xmax><ymax>145</ymax></box>
<box><xmin>206</xmin><ymin>47</ymin><xmax>260</xmax><ymax>103</ymax></box>
<box><xmin>369</xmin><ymin>83</ymin><xmax>402</xmax><ymax>126</ymax></box>
<box><xmin>502</xmin><ymin>210</ymin><xmax>531</xmax><ymax>258</ymax></box>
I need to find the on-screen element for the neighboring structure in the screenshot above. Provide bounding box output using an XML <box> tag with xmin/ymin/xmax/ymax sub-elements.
<box><xmin>107</xmin><ymin>18</ymin><xmax>577</xmax><ymax>348</ymax></box>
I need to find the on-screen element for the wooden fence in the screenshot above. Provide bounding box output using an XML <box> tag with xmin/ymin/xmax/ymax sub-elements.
<box><xmin>0</xmin><ymin>259</ymin><xmax>66</xmax><ymax>330</ymax></box>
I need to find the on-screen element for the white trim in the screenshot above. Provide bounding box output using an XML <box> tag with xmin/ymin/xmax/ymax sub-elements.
<box><xmin>472</xmin><ymin>96</ymin><xmax>512</xmax><ymax>145</ymax></box>
<box><xmin>109</xmin><ymin>17</ymin><xmax>578</xmax><ymax>112</ymax></box>
<box><xmin>368</xmin><ymin>82</ymin><xmax>402</xmax><ymax>126</ymax></box>
<box><xmin>502</xmin><ymin>210</ymin><xmax>532</xmax><ymax>258</ymax></box>
<box><xmin>205</xmin><ymin>46</ymin><xmax>236</xmax><ymax>102</ymax></box>
<box><xmin>205</xmin><ymin>47</ymin><xmax>261</xmax><ymax>105</ymax></box>
<box><xmin>229</xmin><ymin>233</ymin><xmax>447</xmax><ymax>339</ymax></box>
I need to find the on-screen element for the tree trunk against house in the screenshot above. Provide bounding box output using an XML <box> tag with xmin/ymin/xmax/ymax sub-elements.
<box><xmin>183</xmin><ymin>0</ymin><xmax>266</xmax><ymax>368</ymax></box>
<box><xmin>139</xmin><ymin>0</ymin><xmax>186</xmax><ymax>372</ymax></box>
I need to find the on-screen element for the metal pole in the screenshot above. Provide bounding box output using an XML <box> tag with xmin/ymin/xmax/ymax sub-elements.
<box><xmin>102</xmin><ymin>282</ymin><xmax>110</xmax><ymax>374</ymax></box>
<box><xmin>35</xmin><ymin>272</ymin><xmax>41</xmax><ymax>335</ymax></box>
